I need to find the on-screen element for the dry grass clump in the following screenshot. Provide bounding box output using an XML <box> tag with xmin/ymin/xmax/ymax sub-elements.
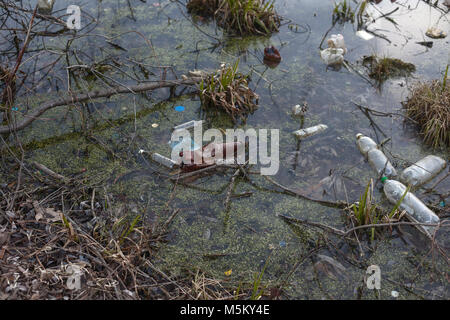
<box><xmin>199</xmin><ymin>60</ymin><xmax>259</xmax><ymax>123</ymax></box>
<box><xmin>187</xmin><ymin>0</ymin><xmax>281</xmax><ymax>35</ymax></box>
<box><xmin>403</xmin><ymin>76</ymin><xmax>450</xmax><ymax>148</ymax></box>
<box><xmin>363</xmin><ymin>55</ymin><xmax>416</xmax><ymax>83</ymax></box>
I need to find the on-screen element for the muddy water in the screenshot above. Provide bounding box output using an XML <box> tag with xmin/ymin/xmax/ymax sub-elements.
<box><xmin>3</xmin><ymin>0</ymin><xmax>449</xmax><ymax>299</ymax></box>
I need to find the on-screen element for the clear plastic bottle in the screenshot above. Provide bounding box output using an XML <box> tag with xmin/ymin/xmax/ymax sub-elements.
<box><xmin>320</xmin><ymin>48</ymin><xmax>344</xmax><ymax>65</ymax></box>
<box><xmin>151</xmin><ymin>153</ymin><xmax>179</xmax><ymax>169</ymax></box>
<box><xmin>293</xmin><ymin>124</ymin><xmax>328</xmax><ymax>139</ymax></box>
<box><xmin>367</xmin><ymin>149</ymin><xmax>397</xmax><ymax>178</ymax></box>
<box><xmin>356</xmin><ymin>133</ymin><xmax>378</xmax><ymax>157</ymax></box>
<box><xmin>400</xmin><ymin>155</ymin><xmax>447</xmax><ymax>187</ymax></box>
<box><xmin>383</xmin><ymin>180</ymin><xmax>440</xmax><ymax>236</ymax></box>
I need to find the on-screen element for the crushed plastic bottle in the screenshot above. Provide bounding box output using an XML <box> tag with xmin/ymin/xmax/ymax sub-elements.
<box><xmin>356</xmin><ymin>133</ymin><xmax>378</xmax><ymax>157</ymax></box>
<box><xmin>400</xmin><ymin>155</ymin><xmax>447</xmax><ymax>187</ymax></box>
<box><xmin>320</xmin><ymin>48</ymin><xmax>345</xmax><ymax>65</ymax></box>
<box><xmin>383</xmin><ymin>180</ymin><xmax>440</xmax><ymax>236</ymax></box>
<box><xmin>327</xmin><ymin>34</ymin><xmax>347</xmax><ymax>54</ymax></box>
<box><xmin>293</xmin><ymin>124</ymin><xmax>328</xmax><ymax>139</ymax></box>
<box><xmin>367</xmin><ymin>149</ymin><xmax>397</xmax><ymax>178</ymax></box>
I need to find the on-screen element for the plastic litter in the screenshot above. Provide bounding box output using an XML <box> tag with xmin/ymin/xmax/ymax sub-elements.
<box><xmin>425</xmin><ymin>27</ymin><xmax>447</xmax><ymax>39</ymax></box>
<box><xmin>383</xmin><ymin>180</ymin><xmax>440</xmax><ymax>236</ymax></box>
<box><xmin>264</xmin><ymin>46</ymin><xmax>282</xmax><ymax>62</ymax></box>
<box><xmin>320</xmin><ymin>48</ymin><xmax>345</xmax><ymax>65</ymax></box>
<box><xmin>293</xmin><ymin>124</ymin><xmax>328</xmax><ymax>139</ymax></box>
<box><xmin>174</xmin><ymin>105</ymin><xmax>185</xmax><ymax>112</ymax></box>
<box><xmin>356</xmin><ymin>30</ymin><xmax>374</xmax><ymax>41</ymax></box>
<box><xmin>327</xmin><ymin>34</ymin><xmax>347</xmax><ymax>54</ymax></box>
<box><xmin>367</xmin><ymin>148</ymin><xmax>397</xmax><ymax>178</ymax></box>
<box><xmin>37</xmin><ymin>0</ymin><xmax>55</xmax><ymax>14</ymax></box>
<box><xmin>356</xmin><ymin>133</ymin><xmax>378</xmax><ymax>157</ymax></box>
<box><xmin>400</xmin><ymin>155</ymin><xmax>446</xmax><ymax>187</ymax></box>
<box><xmin>151</xmin><ymin>152</ymin><xmax>179</xmax><ymax>169</ymax></box>
<box><xmin>173</xmin><ymin>120</ymin><xmax>204</xmax><ymax>131</ymax></box>
<box><xmin>292</xmin><ymin>103</ymin><xmax>307</xmax><ymax>117</ymax></box>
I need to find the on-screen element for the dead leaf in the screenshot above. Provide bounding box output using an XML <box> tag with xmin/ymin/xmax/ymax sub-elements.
<box><xmin>45</xmin><ymin>208</ymin><xmax>62</xmax><ymax>222</ymax></box>
<box><xmin>33</xmin><ymin>201</ymin><xmax>45</xmax><ymax>221</ymax></box>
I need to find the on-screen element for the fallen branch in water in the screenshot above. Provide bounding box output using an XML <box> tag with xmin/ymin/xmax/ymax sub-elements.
<box><xmin>263</xmin><ymin>175</ymin><xmax>349</xmax><ymax>209</ymax></box>
<box><xmin>0</xmin><ymin>77</ymin><xmax>202</xmax><ymax>134</ymax></box>
<box><xmin>32</xmin><ymin>161</ymin><xmax>70</xmax><ymax>183</ymax></box>
<box><xmin>277</xmin><ymin>213</ymin><xmax>446</xmax><ymax>237</ymax></box>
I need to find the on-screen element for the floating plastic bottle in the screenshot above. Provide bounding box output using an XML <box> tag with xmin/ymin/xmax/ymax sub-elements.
<box><xmin>293</xmin><ymin>124</ymin><xmax>328</xmax><ymax>139</ymax></box>
<box><xmin>367</xmin><ymin>149</ymin><xmax>397</xmax><ymax>178</ymax></box>
<box><xmin>320</xmin><ymin>48</ymin><xmax>345</xmax><ymax>65</ymax></box>
<box><xmin>356</xmin><ymin>133</ymin><xmax>378</xmax><ymax>157</ymax></box>
<box><xmin>151</xmin><ymin>153</ymin><xmax>179</xmax><ymax>169</ymax></box>
<box><xmin>400</xmin><ymin>155</ymin><xmax>447</xmax><ymax>187</ymax></box>
<box><xmin>383</xmin><ymin>180</ymin><xmax>440</xmax><ymax>236</ymax></box>
<box><xmin>327</xmin><ymin>34</ymin><xmax>347</xmax><ymax>54</ymax></box>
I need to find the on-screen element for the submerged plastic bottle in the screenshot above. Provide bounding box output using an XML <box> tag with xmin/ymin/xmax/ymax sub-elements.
<box><xmin>151</xmin><ymin>153</ymin><xmax>179</xmax><ymax>169</ymax></box>
<box><xmin>400</xmin><ymin>155</ymin><xmax>447</xmax><ymax>187</ymax></box>
<box><xmin>293</xmin><ymin>124</ymin><xmax>328</xmax><ymax>139</ymax></box>
<box><xmin>383</xmin><ymin>180</ymin><xmax>440</xmax><ymax>236</ymax></box>
<box><xmin>356</xmin><ymin>133</ymin><xmax>378</xmax><ymax>157</ymax></box>
<box><xmin>367</xmin><ymin>149</ymin><xmax>397</xmax><ymax>178</ymax></box>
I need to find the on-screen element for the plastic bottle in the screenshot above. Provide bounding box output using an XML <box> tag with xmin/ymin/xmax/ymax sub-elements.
<box><xmin>320</xmin><ymin>48</ymin><xmax>344</xmax><ymax>65</ymax></box>
<box><xmin>327</xmin><ymin>34</ymin><xmax>347</xmax><ymax>54</ymax></box>
<box><xmin>383</xmin><ymin>180</ymin><xmax>440</xmax><ymax>236</ymax></box>
<box><xmin>367</xmin><ymin>149</ymin><xmax>397</xmax><ymax>178</ymax></box>
<box><xmin>356</xmin><ymin>133</ymin><xmax>378</xmax><ymax>157</ymax></box>
<box><xmin>151</xmin><ymin>153</ymin><xmax>179</xmax><ymax>169</ymax></box>
<box><xmin>293</xmin><ymin>124</ymin><xmax>328</xmax><ymax>139</ymax></box>
<box><xmin>400</xmin><ymin>155</ymin><xmax>447</xmax><ymax>187</ymax></box>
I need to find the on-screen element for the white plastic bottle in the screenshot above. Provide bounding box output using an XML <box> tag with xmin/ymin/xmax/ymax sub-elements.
<box><xmin>151</xmin><ymin>153</ymin><xmax>179</xmax><ymax>169</ymax></box>
<box><xmin>293</xmin><ymin>124</ymin><xmax>328</xmax><ymax>139</ymax></box>
<box><xmin>400</xmin><ymin>155</ymin><xmax>447</xmax><ymax>187</ymax></box>
<box><xmin>356</xmin><ymin>133</ymin><xmax>378</xmax><ymax>157</ymax></box>
<box><xmin>383</xmin><ymin>180</ymin><xmax>440</xmax><ymax>236</ymax></box>
<box><xmin>367</xmin><ymin>149</ymin><xmax>397</xmax><ymax>178</ymax></box>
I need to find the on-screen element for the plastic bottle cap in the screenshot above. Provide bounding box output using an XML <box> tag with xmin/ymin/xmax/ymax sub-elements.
<box><xmin>381</xmin><ymin>176</ymin><xmax>388</xmax><ymax>183</ymax></box>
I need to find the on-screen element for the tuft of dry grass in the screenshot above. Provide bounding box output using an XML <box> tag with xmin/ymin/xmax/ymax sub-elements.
<box><xmin>199</xmin><ymin>60</ymin><xmax>259</xmax><ymax>123</ymax></box>
<box><xmin>363</xmin><ymin>55</ymin><xmax>416</xmax><ymax>84</ymax></box>
<box><xmin>187</xmin><ymin>0</ymin><xmax>281</xmax><ymax>35</ymax></box>
<box><xmin>403</xmin><ymin>77</ymin><xmax>450</xmax><ymax>148</ymax></box>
